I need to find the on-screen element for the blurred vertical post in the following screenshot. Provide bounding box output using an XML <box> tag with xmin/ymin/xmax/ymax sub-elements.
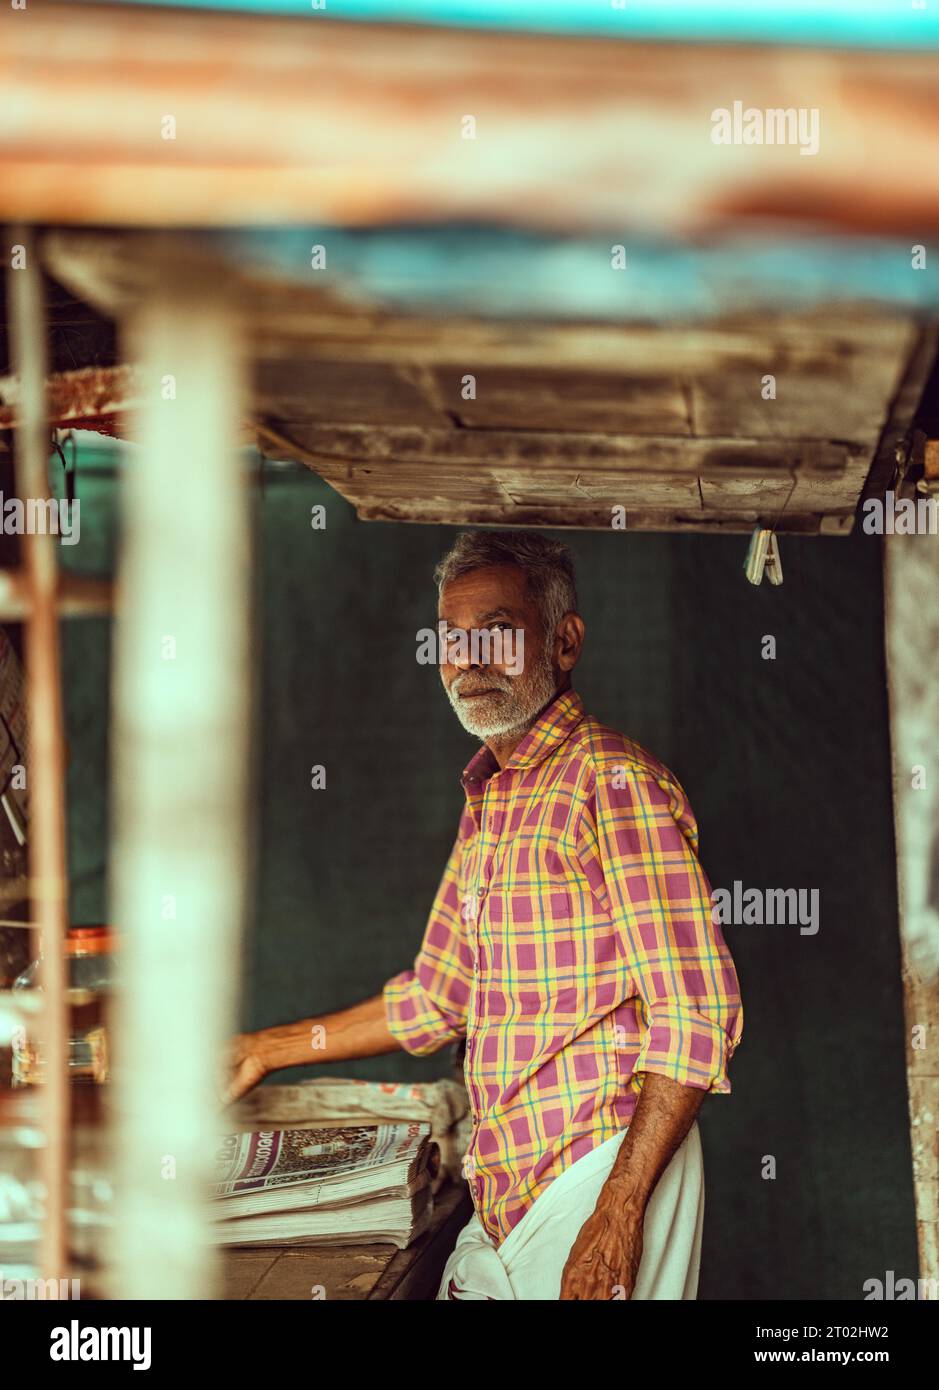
<box><xmin>109</xmin><ymin>259</ymin><xmax>250</xmax><ymax>1299</ymax></box>
<box><xmin>7</xmin><ymin>227</ymin><xmax>69</xmax><ymax>1282</ymax></box>
<box><xmin>884</xmin><ymin>528</ymin><xmax>939</xmax><ymax>1290</ymax></box>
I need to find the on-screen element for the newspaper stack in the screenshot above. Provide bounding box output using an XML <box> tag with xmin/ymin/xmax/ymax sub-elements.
<box><xmin>210</xmin><ymin>1121</ymin><xmax>439</xmax><ymax>1249</ymax></box>
<box><xmin>230</xmin><ymin>1075</ymin><xmax>471</xmax><ymax>1189</ymax></box>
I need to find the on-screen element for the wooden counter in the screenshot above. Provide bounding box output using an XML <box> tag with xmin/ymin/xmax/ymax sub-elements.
<box><xmin>222</xmin><ymin>1183</ymin><xmax>472</xmax><ymax>1301</ymax></box>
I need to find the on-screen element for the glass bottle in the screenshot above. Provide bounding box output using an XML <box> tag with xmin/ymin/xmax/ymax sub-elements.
<box><xmin>11</xmin><ymin>926</ymin><xmax>116</xmax><ymax>1087</ymax></box>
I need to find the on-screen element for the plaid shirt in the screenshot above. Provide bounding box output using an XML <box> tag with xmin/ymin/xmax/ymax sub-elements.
<box><xmin>384</xmin><ymin>689</ymin><xmax>742</xmax><ymax>1244</ymax></box>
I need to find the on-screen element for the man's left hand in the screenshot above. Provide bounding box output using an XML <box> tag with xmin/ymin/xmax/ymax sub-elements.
<box><xmin>559</xmin><ymin>1192</ymin><xmax>644</xmax><ymax>1300</ymax></box>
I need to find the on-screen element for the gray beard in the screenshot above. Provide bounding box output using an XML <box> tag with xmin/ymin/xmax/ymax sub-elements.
<box><xmin>445</xmin><ymin>651</ymin><xmax>559</xmax><ymax>739</ymax></box>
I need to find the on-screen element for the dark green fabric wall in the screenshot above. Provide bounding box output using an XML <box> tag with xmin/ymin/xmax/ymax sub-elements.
<box><xmin>61</xmin><ymin>451</ymin><xmax>916</xmax><ymax>1300</ymax></box>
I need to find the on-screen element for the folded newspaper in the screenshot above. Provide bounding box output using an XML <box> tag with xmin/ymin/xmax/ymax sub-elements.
<box><xmin>211</xmin><ymin>1121</ymin><xmax>439</xmax><ymax>1249</ymax></box>
<box><xmin>230</xmin><ymin>1076</ymin><xmax>471</xmax><ymax>1188</ymax></box>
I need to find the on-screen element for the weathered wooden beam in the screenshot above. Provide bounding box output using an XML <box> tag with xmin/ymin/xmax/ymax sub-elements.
<box><xmin>700</xmin><ymin>474</ymin><xmax>858</xmax><ymax>515</ymax></box>
<box><xmin>0</xmin><ymin>571</ymin><xmax>113</xmax><ymax>620</ymax></box>
<box><xmin>256</xmin><ymin>419</ymin><xmax>874</xmax><ymax>532</ymax></box>
<box><xmin>2</xmin><ymin>6</ymin><xmax>939</xmax><ymax>234</ymax></box>
<box><xmin>857</xmin><ymin>325</ymin><xmax>939</xmax><ymax>518</ymax></box>
<box><xmin>0</xmin><ymin>365</ymin><xmax>138</xmax><ymax>433</ymax></box>
<box><xmin>6</xmin><ymin>228</ymin><xmax>69</xmax><ymax>1284</ymax></box>
<box><xmin>690</xmin><ymin>343</ymin><xmax>917</xmax><ymax>448</ymax></box>
<box><xmin>33</xmin><ymin>234</ymin><xmax>929</xmax><ymax>538</ymax></box>
<box><xmin>42</xmin><ymin>234</ymin><xmax>922</xmax><ymax>375</ymax></box>
<box><xmin>355</xmin><ymin>499</ymin><xmax>824</xmax><ymax>534</ymax></box>
<box><xmin>884</xmin><ymin>532</ymin><xmax>939</xmax><ymax>1295</ymax></box>
<box><xmin>108</xmin><ymin>272</ymin><xmax>250</xmax><ymax>1300</ymax></box>
<box><xmin>269</xmin><ymin>422</ymin><xmax>860</xmax><ymax>477</ymax></box>
<box><xmin>437</xmin><ymin>369</ymin><xmax>692</xmax><ymax>437</ymax></box>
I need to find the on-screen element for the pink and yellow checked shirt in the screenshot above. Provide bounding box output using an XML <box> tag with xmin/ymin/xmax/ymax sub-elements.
<box><xmin>384</xmin><ymin>689</ymin><xmax>743</xmax><ymax>1244</ymax></box>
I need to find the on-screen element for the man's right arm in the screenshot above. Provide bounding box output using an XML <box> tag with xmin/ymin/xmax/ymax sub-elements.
<box><xmin>223</xmin><ymin>826</ymin><xmax>473</xmax><ymax>1106</ymax></box>
<box><xmin>222</xmin><ymin>993</ymin><xmax>399</xmax><ymax>1105</ymax></box>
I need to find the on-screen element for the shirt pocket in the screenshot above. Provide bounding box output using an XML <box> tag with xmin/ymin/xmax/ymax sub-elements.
<box><xmin>483</xmin><ymin>886</ymin><xmax>588</xmax><ymax>1022</ymax></box>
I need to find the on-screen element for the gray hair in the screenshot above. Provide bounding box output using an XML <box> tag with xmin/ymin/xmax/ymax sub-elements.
<box><xmin>434</xmin><ymin>530</ymin><xmax>578</xmax><ymax>636</ymax></box>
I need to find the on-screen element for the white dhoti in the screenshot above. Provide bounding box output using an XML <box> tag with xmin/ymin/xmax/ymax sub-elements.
<box><xmin>437</xmin><ymin>1122</ymin><xmax>704</xmax><ymax>1300</ymax></box>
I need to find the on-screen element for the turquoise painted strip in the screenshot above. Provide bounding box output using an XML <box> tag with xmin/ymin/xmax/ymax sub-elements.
<box><xmin>215</xmin><ymin>229</ymin><xmax>939</xmax><ymax>319</ymax></box>
<box><xmin>100</xmin><ymin>0</ymin><xmax>939</xmax><ymax>52</ymax></box>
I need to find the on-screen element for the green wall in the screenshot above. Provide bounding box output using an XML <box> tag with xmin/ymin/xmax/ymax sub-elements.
<box><xmin>61</xmin><ymin>449</ymin><xmax>916</xmax><ymax>1300</ymax></box>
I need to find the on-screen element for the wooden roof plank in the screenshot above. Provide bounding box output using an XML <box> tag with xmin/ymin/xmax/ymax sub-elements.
<box><xmin>4</xmin><ymin>6</ymin><xmax>939</xmax><ymax>233</ymax></box>
<box><xmin>286</xmin><ymin>423</ymin><xmax>860</xmax><ymax>476</ymax></box>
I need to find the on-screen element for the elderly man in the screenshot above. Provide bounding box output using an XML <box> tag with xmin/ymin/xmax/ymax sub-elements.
<box><xmin>225</xmin><ymin>530</ymin><xmax>743</xmax><ymax>1301</ymax></box>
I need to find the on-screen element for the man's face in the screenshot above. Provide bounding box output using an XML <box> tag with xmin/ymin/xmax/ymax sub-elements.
<box><xmin>437</xmin><ymin>564</ymin><xmax>559</xmax><ymax>739</ymax></box>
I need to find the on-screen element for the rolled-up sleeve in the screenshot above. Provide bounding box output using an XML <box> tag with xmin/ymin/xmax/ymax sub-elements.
<box><xmin>589</xmin><ymin>761</ymin><xmax>743</xmax><ymax>1093</ymax></box>
<box><xmin>383</xmin><ymin>829</ymin><xmax>475</xmax><ymax>1056</ymax></box>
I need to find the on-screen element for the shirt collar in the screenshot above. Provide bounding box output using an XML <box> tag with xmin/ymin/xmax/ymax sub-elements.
<box><xmin>461</xmin><ymin>689</ymin><xmax>585</xmax><ymax>787</ymax></box>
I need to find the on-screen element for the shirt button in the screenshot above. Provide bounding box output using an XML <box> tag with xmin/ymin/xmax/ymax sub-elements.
<box><xmin>477</xmin><ymin>887</ymin><xmax>486</xmax><ymax>897</ymax></box>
